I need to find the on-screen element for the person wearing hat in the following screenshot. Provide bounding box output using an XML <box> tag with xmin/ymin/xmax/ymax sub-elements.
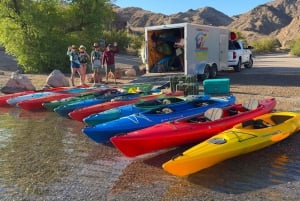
<box><xmin>67</xmin><ymin>44</ymin><xmax>82</xmax><ymax>86</ymax></box>
<box><xmin>78</xmin><ymin>45</ymin><xmax>90</xmax><ymax>85</ymax></box>
<box><xmin>102</xmin><ymin>42</ymin><xmax>119</xmax><ymax>84</ymax></box>
<box><xmin>90</xmin><ymin>42</ymin><xmax>102</xmax><ymax>85</ymax></box>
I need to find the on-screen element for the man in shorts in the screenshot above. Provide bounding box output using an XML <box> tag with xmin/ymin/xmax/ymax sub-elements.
<box><xmin>102</xmin><ymin>43</ymin><xmax>119</xmax><ymax>84</ymax></box>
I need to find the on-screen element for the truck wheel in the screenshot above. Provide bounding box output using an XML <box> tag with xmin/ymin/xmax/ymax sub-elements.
<box><xmin>197</xmin><ymin>65</ymin><xmax>210</xmax><ymax>81</ymax></box>
<box><xmin>209</xmin><ymin>66</ymin><xmax>217</xmax><ymax>78</ymax></box>
<box><xmin>234</xmin><ymin>58</ymin><xmax>242</xmax><ymax>72</ymax></box>
<box><xmin>244</xmin><ymin>56</ymin><xmax>253</xmax><ymax>68</ymax></box>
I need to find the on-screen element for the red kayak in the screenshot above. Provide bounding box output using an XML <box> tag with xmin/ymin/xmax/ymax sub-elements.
<box><xmin>0</xmin><ymin>86</ymin><xmax>70</xmax><ymax>107</ymax></box>
<box><xmin>0</xmin><ymin>91</ymin><xmax>35</xmax><ymax>107</ymax></box>
<box><xmin>69</xmin><ymin>93</ymin><xmax>163</xmax><ymax>122</ymax></box>
<box><xmin>110</xmin><ymin>98</ymin><xmax>276</xmax><ymax>157</ymax></box>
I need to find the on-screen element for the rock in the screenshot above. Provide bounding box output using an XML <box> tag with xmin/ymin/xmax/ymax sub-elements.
<box><xmin>132</xmin><ymin>65</ymin><xmax>141</xmax><ymax>76</ymax></box>
<box><xmin>125</xmin><ymin>68</ymin><xmax>136</xmax><ymax>77</ymax></box>
<box><xmin>125</xmin><ymin>65</ymin><xmax>142</xmax><ymax>77</ymax></box>
<box><xmin>1</xmin><ymin>71</ymin><xmax>36</xmax><ymax>94</ymax></box>
<box><xmin>46</xmin><ymin>69</ymin><xmax>70</xmax><ymax>87</ymax></box>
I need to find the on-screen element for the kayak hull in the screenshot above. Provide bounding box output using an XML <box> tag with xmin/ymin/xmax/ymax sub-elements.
<box><xmin>162</xmin><ymin>111</ymin><xmax>300</xmax><ymax>176</ymax></box>
<box><xmin>83</xmin><ymin>96</ymin><xmax>186</xmax><ymax>126</ymax></box>
<box><xmin>82</xmin><ymin>95</ymin><xmax>235</xmax><ymax>143</ymax></box>
<box><xmin>111</xmin><ymin>98</ymin><xmax>276</xmax><ymax>157</ymax></box>
<box><xmin>69</xmin><ymin>94</ymin><xmax>161</xmax><ymax>122</ymax></box>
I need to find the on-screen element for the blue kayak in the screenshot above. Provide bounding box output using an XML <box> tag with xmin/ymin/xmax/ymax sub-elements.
<box><xmin>83</xmin><ymin>96</ymin><xmax>187</xmax><ymax>126</ymax></box>
<box><xmin>82</xmin><ymin>95</ymin><xmax>236</xmax><ymax>143</ymax></box>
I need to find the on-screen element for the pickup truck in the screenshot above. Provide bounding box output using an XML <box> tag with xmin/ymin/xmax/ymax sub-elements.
<box><xmin>228</xmin><ymin>40</ymin><xmax>253</xmax><ymax>72</ymax></box>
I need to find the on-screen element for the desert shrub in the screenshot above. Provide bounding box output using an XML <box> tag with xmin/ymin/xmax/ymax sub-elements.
<box><xmin>249</xmin><ymin>37</ymin><xmax>279</xmax><ymax>53</ymax></box>
<box><xmin>289</xmin><ymin>38</ymin><xmax>300</xmax><ymax>56</ymax></box>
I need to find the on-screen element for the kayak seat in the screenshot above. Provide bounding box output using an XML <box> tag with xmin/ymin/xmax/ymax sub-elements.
<box><xmin>188</xmin><ymin>116</ymin><xmax>207</xmax><ymax>123</ymax></box>
<box><xmin>228</xmin><ymin>108</ymin><xmax>238</xmax><ymax>115</ymax></box>
<box><xmin>162</xmin><ymin>99</ymin><xmax>172</xmax><ymax>104</ymax></box>
<box><xmin>162</xmin><ymin>107</ymin><xmax>173</xmax><ymax>114</ymax></box>
<box><xmin>155</xmin><ymin>107</ymin><xmax>173</xmax><ymax>114</ymax></box>
<box><xmin>243</xmin><ymin>99</ymin><xmax>259</xmax><ymax>111</ymax></box>
<box><xmin>253</xmin><ymin>119</ymin><xmax>271</xmax><ymax>129</ymax></box>
<box><xmin>204</xmin><ymin>108</ymin><xmax>223</xmax><ymax>121</ymax></box>
<box><xmin>242</xmin><ymin>119</ymin><xmax>271</xmax><ymax>129</ymax></box>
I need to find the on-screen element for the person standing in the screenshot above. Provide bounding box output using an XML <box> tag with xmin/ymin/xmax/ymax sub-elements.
<box><xmin>102</xmin><ymin>43</ymin><xmax>118</xmax><ymax>84</ymax></box>
<box><xmin>78</xmin><ymin>45</ymin><xmax>90</xmax><ymax>85</ymax></box>
<box><xmin>90</xmin><ymin>43</ymin><xmax>102</xmax><ymax>85</ymax></box>
<box><xmin>174</xmin><ymin>36</ymin><xmax>184</xmax><ymax>71</ymax></box>
<box><xmin>67</xmin><ymin>45</ymin><xmax>82</xmax><ymax>86</ymax></box>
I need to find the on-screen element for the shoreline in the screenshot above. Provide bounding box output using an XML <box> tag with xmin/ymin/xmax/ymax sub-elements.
<box><xmin>1</xmin><ymin>50</ymin><xmax>300</xmax><ymax>111</ymax></box>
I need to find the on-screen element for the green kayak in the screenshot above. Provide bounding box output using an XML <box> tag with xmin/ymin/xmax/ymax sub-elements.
<box><xmin>42</xmin><ymin>88</ymin><xmax>118</xmax><ymax>111</ymax></box>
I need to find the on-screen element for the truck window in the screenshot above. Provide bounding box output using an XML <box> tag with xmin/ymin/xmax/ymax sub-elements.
<box><xmin>228</xmin><ymin>41</ymin><xmax>235</xmax><ymax>50</ymax></box>
<box><xmin>234</xmin><ymin>41</ymin><xmax>241</xmax><ymax>49</ymax></box>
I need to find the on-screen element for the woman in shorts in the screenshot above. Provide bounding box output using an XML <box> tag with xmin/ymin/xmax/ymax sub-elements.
<box><xmin>90</xmin><ymin>43</ymin><xmax>102</xmax><ymax>85</ymax></box>
<box><xmin>67</xmin><ymin>45</ymin><xmax>82</xmax><ymax>86</ymax></box>
<box><xmin>78</xmin><ymin>45</ymin><xmax>90</xmax><ymax>85</ymax></box>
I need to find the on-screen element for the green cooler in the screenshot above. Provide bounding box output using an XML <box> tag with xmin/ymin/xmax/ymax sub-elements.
<box><xmin>203</xmin><ymin>78</ymin><xmax>230</xmax><ymax>95</ymax></box>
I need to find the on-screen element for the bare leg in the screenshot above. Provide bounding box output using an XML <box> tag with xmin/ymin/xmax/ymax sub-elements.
<box><xmin>70</xmin><ymin>68</ymin><xmax>76</xmax><ymax>86</ymax></box>
<box><xmin>93</xmin><ymin>70</ymin><xmax>96</xmax><ymax>85</ymax></box>
<box><xmin>80</xmin><ymin>65</ymin><xmax>86</xmax><ymax>84</ymax></box>
<box><xmin>106</xmin><ymin>70</ymin><xmax>108</xmax><ymax>83</ymax></box>
<box><xmin>96</xmin><ymin>70</ymin><xmax>102</xmax><ymax>83</ymax></box>
<box><xmin>76</xmin><ymin>68</ymin><xmax>83</xmax><ymax>85</ymax></box>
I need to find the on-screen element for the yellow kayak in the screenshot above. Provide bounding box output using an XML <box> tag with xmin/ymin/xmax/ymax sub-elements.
<box><xmin>163</xmin><ymin>111</ymin><xmax>300</xmax><ymax>176</ymax></box>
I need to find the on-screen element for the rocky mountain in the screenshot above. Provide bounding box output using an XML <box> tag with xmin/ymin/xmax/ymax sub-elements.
<box><xmin>112</xmin><ymin>0</ymin><xmax>300</xmax><ymax>48</ymax></box>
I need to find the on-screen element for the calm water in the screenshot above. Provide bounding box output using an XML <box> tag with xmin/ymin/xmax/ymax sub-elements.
<box><xmin>0</xmin><ymin>107</ymin><xmax>300</xmax><ymax>201</ymax></box>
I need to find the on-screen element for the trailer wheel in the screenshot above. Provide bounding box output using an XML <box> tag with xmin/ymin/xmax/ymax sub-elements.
<box><xmin>209</xmin><ymin>65</ymin><xmax>217</xmax><ymax>78</ymax></box>
<box><xmin>234</xmin><ymin>58</ymin><xmax>242</xmax><ymax>72</ymax></box>
<box><xmin>199</xmin><ymin>65</ymin><xmax>210</xmax><ymax>80</ymax></box>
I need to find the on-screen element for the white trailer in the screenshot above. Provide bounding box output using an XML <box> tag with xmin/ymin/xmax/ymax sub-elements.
<box><xmin>144</xmin><ymin>23</ymin><xmax>230</xmax><ymax>80</ymax></box>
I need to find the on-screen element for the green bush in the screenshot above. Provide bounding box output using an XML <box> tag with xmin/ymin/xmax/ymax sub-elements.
<box><xmin>0</xmin><ymin>0</ymin><xmax>114</xmax><ymax>73</ymax></box>
<box><xmin>249</xmin><ymin>37</ymin><xmax>279</xmax><ymax>53</ymax></box>
<box><xmin>289</xmin><ymin>38</ymin><xmax>300</xmax><ymax>56</ymax></box>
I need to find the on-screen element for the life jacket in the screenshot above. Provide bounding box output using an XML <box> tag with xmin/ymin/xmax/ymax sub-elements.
<box><xmin>79</xmin><ymin>53</ymin><xmax>88</xmax><ymax>63</ymax></box>
<box><xmin>91</xmin><ymin>50</ymin><xmax>101</xmax><ymax>60</ymax></box>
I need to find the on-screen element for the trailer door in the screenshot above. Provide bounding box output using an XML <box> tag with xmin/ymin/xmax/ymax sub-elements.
<box><xmin>219</xmin><ymin>33</ymin><xmax>229</xmax><ymax>70</ymax></box>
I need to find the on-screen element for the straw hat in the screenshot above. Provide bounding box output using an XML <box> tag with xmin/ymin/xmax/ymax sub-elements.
<box><xmin>79</xmin><ymin>45</ymin><xmax>86</xmax><ymax>50</ymax></box>
<box><xmin>93</xmin><ymin>43</ymin><xmax>99</xmax><ymax>47</ymax></box>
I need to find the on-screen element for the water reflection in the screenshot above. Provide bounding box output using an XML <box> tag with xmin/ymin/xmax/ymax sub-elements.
<box><xmin>0</xmin><ymin>110</ymin><xmax>67</xmax><ymax>197</ymax></box>
<box><xmin>0</xmin><ymin>108</ymin><xmax>133</xmax><ymax>200</ymax></box>
<box><xmin>0</xmin><ymin>107</ymin><xmax>300</xmax><ymax>200</ymax></box>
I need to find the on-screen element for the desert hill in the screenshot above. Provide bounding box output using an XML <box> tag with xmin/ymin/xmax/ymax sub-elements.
<box><xmin>113</xmin><ymin>0</ymin><xmax>300</xmax><ymax>48</ymax></box>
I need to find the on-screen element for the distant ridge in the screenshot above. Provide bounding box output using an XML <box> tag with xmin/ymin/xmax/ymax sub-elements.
<box><xmin>112</xmin><ymin>0</ymin><xmax>300</xmax><ymax>48</ymax></box>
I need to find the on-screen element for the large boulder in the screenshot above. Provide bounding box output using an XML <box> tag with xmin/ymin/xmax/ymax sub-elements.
<box><xmin>1</xmin><ymin>71</ymin><xmax>36</xmax><ymax>94</ymax></box>
<box><xmin>125</xmin><ymin>65</ymin><xmax>142</xmax><ymax>77</ymax></box>
<box><xmin>46</xmin><ymin>69</ymin><xmax>70</xmax><ymax>87</ymax></box>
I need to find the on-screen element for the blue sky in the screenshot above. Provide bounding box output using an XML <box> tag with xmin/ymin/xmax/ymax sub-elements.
<box><xmin>114</xmin><ymin>0</ymin><xmax>273</xmax><ymax>16</ymax></box>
